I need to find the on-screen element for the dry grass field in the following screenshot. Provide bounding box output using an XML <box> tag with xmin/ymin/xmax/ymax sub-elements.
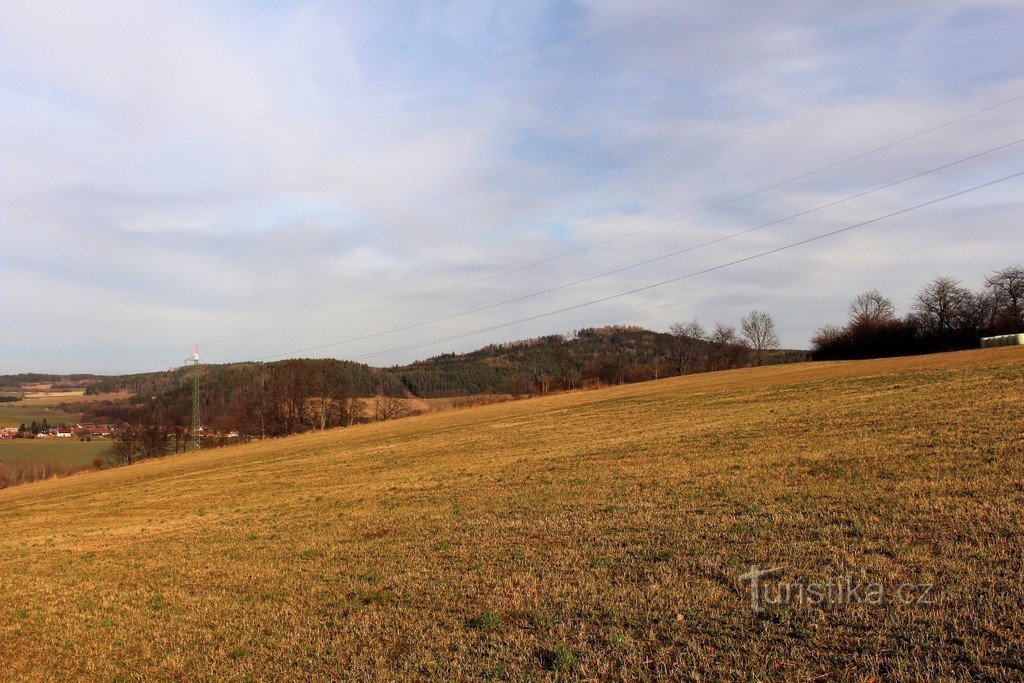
<box><xmin>16</xmin><ymin>388</ymin><xmax>87</xmax><ymax>404</ymax></box>
<box><xmin>1</xmin><ymin>348</ymin><xmax>1022</xmax><ymax>680</ymax></box>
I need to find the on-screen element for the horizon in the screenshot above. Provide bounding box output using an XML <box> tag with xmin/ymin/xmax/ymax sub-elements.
<box><xmin>1</xmin><ymin>322</ymin><xmax>812</xmax><ymax>377</ymax></box>
<box><xmin>2</xmin><ymin>1</ymin><xmax>1023</xmax><ymax>374</ymax></box>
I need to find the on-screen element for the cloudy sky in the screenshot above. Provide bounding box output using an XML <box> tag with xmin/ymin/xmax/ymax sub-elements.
<box><xmin>1</xmin><ymin>0</ymin><xmax>1022</xmax><ymax>374</ymax></box>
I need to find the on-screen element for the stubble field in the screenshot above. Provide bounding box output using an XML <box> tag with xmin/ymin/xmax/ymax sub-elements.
<box><xmin>1</xmin><ymin>348</ymin><xmax>1022</xmax><ymax>680</ymax></box>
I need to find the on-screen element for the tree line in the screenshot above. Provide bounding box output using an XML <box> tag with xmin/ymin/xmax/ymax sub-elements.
<box><xmin>76</xmin><ymin>317</ymin><xmax>800</xmax><ymax>467</ymax></box>
<box><xmin>811</xmin><ymin>265</ymin><xmax>1023</xmax><ymax>359</ymax></box>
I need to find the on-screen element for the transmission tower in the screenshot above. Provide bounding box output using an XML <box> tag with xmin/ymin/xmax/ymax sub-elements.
<box><xmin>190</xmin><ymin>344</ymin><xmax>201</xmax><ymax>451</ymax></box>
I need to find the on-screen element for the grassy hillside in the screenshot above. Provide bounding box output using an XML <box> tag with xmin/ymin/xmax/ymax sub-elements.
<box><xmin>1</xmin><ymin>348</ymin><xmax>1022</xmax><ymax>680</ymax></box>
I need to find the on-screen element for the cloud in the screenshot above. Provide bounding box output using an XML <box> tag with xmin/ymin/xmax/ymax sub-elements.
<box><xmin>0</xmin><ymin>0</ymin><xmax>1021</xmax><ymax>373</ymax></box>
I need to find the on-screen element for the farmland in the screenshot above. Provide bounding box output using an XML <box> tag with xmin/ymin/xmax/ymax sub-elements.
<box><xmin>0</xmin><ymin>439</ymin><xmax>109</xmax><ymax>469</ymax></box>
<box><xmin>0</xmin><ymin>347</ymin><xmax>1022</xmax><ymax>680</ymax></box>
<box><xmin>0</xmin><ymin>404</ymin><xmax>82</xmax><ymax>429</ymax></box>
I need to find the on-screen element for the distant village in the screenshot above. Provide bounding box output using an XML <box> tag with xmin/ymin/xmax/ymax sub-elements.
<box><xmin>0</xmin><ymin>422</ymin><xmax>116</xmax><ymax>440</ymax></box>
<box><xmin>0</xmin><ymin>422</ymin><xmax>240</xmax><ymax>443</ymax></box>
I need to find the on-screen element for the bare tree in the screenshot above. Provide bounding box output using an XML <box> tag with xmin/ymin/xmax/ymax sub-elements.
<box><xmin>325</xmin><ymin>376</ymin><xmax>359</xmax><ymax>427</ymax></box>
<box><xmin>374</xmin><ymin>394</ymin><xmax>409</xmax><ymax>421</ymax></box>
<box><xmin>347</xmin><ymin>398</ymin><xmax>367</xmax><ymax>425</ymax></box>
<box><xmin>669</xmin><ymin>319</ymin><xmax>707</xmax><ymax>375</ymax></box>
<box><xmin>810</xmin><ymin>324</ymin><xmax>844</xmax><ymax>353</ymax></box>
<box><xmin>330</xmin><ymin>394</ymin><xmax>365</xmax><ymax>426</ymax></box>
<box><xmin>105</xmin><ymin>423</ymin><xmax>168</xmax><ymax>466</ymax></box>
<box><xmin>848</xmin><ymin>290</ymin><xmax>896</xmax><ymax>327</ymax></box>
<box><xmin>985</xmin><ymin>266</ymin><xmax>1024</xmax><ymax>332</ymax></box>
<box><xmin>106</xmin><ymin>423</ymin><xmax>141</xmax><ymax>466</ymax></box>
<box><xmin>281</xmin><ymin>361</ymin><xmax>314</xmax><ymax>433</ymax></box>
<box><xmin>709</xmin><ymin>323</ymin><xmax>748</xmax><ymax>370</ymax></box>
<box><xmin>548</xmin><ymin>336</ymin><xmax>578</xmax><ymax>390</ymax></box>
<box><xmin>505</xmin><ymin>373</ymin><xmax>530</xmax><ymax>398</ymax></box>
<box><xmin>313</xmin><ymin>371</ymin><xmax>334</xmax><ymax>430</ymax></box>
<box><xmin>912</xmin><ymin>276</ymin><xmax>973</xmax><ymax>336</ymax></box>
<box><xmin>740</xmin><ymin>310</ymin><xmax>781</xmax><ymax>366</ymax></box>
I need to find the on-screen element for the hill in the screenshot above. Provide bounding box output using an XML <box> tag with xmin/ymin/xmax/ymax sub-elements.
<box><xmin>78</xmin><ymin>325</ymin><xmax>726</xmax><ymax>402</ymax></box>
<box><xmin>1</xmin><ymin>347</ymin><xmax>1021</xmax><ymax>679</ymax></box>
<box><xmin>41</xmin><ymin>325</ymin><xmax>805</xmax><ymax>435</ymax></box>
<box><xmin>393</xmin><ymin>326</ymin><xmax>804</xmax><ymax>397</ymax></box>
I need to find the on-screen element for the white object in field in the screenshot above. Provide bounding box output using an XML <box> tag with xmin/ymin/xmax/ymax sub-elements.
<box><xmin>980</xmin><ymin>333</ymin><xmax>1024</xmax><ymax>348</ymax></box>
<box><xmin>193</xmin><ymin>343</ymin><xmax>200</xmax><ymax>361</ymax></box>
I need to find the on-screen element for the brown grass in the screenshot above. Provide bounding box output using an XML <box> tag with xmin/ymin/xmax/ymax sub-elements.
<box><xmin>1</xmin><ymin>348</ymin><xmax>1023</xmax><ymax>680</ymax></box>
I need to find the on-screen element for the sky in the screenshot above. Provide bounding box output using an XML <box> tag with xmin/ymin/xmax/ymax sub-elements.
<box><xmin>1</xmin><ymin>0</ymin><xmax>1022</xmax><ymax>374</ymax></box>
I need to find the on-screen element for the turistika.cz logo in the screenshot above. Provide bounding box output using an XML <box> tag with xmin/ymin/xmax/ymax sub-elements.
<box><xmin>739</xmin><ymin>565</ymin><xmax>935</xmax><ymax>612</ymax></box>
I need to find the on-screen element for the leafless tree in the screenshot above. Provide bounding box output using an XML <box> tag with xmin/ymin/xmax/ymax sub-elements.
<box><xmin>740</xmin><ymin>310</ymin><xmax>781</xmax><ymax>366</ymax></box>
<box><xmin>709</xmin><ymin>323</ymin><xmax>748</xmax><ymax>370</ymax></box>
<box><xmin>281</xmin><ymin>361</ymin><xmax>314</xmax><ymax>433</ymax></box>
<box><xmin>106</xmin><ymin>423</ymin><xmax>141</xmax><ymax>466</ymax></box>
<box><xmin>650</xmin><ymin>357</ymin><xmax>663</xmax><ymax>380</ymax></box>
<box><xmin>105</xmin><ymin>423</ymin><xmax>168</xmax><ymax>466</ymax></box>
<box><xmin>669</xmin><ymin>319</ymin><xmax>707</xmax><ymax>375</ymax></box>
<box><xmin>848</xmin><ymin>290</ymin><xmax>896</xmax><ymax>327</ymax></box>
<box><xmin>312</xmin><ymin>371</ymin><xmax>334</xmax><ymax>430</ymax></box>
<box><xmin>912</xmin><ymin>276</ymin><xmax>973</xmax><ymax>336</ymax></box>
<box><xmin>330</xmin><ymin>395</ymin><xmax>365</xmax><ymax>426</ymax></box>
<box><xmin>548</xmin><ymin>336</ymin><xmax>578</xmax><ymax>390</ymax></box>
<box><xmin>811</xmin><ymin>324</ymin><xmax>844</xmax><ymax>352</ymax></box>
<box><xmin>985</xmin><ymin>266</ymin><xmax>1024</xmax><ymax>332</ymax></box>
<box><xmin>505</xmin><ymin>373</ymin><xmax>530</xmax><ymax>398</ymax></box>
<box><xmin>374</xmin><ymin>394</ymin><xmax>409</xmax><ymax>421</ymax></box>
<box><xmin>323</xmin><ymin>377</ymin><xmax>359</xmax><ymax>427</ymax></box>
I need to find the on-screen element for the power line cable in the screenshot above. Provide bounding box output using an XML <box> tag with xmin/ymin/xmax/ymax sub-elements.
<box><xmin>250</xmin><ymin>170</ymin><xmax>1023</xmax><ymax>363</ymax></box>
<box><xmin>241</xmin><ymin>140</ymin><xmax>1022</xmax><ymax>359</ymax></box>
<box><xmin>197</xmin><ymin>92</ymin><xmax>1024</xmax><ymax>347</ymax></box>
<box><xmin>150</xmin><ymin>348</ymin><xmax>196</xmax><ymax>372</ymax></box>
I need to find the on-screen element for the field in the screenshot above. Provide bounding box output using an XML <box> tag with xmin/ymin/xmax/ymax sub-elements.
<box><xmin>0</xmin><ymin>404</ymin><xmax>82</xmax><ymax>428</ymax></box>
<box><xmin>14</xmin><ymin>388</ymin><xmax>86</xmax><ymax>404</ymax></box>
<box><xmin>1</xmin><ymin>348</ymin><xmax>1022</xmax><ymax>680</ymax></box>
<box><xmin>0</xmin><ymin>387</ymin><xmax>127</xmax><ymax>427</ymax></box>
<box><xmin>13</xmin><ymin>390</ymin><xmax>132</xmax><ymax>407</ymax></box>
<box><xmin>0</xmin><ymin>439</ymin><xmax>109</xmax><ymax>469</ymax></box>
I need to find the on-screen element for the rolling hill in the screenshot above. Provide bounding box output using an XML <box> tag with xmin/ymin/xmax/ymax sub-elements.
<box><xmin>53</xmin><ymin>325</ymin><xmax>805</xmax><ymax>435</ymax></box>
<box><xmin>1</xmin><ymin>347</ymin><xmax>1022</xmax><ymax>680</ymax></box>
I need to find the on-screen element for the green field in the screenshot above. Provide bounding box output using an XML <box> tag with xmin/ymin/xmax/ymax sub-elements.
<box><xmin>0</xmin><ymin>404</ymin><xmax>82</xmax><ymax>428</ymax></box>
<box><xmin>0</xmin><ymin>439</ymin><xmax>108</xmax><ymax>469</ymax></box>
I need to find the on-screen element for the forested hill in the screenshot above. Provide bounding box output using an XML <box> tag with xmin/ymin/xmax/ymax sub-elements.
<box><xmin>84</xmin><ymin>359</ymin><xmax>388</xmax><ymax>399</ymax></box>
<box><xmin>71</xmin><ymin>326</ymin><xmax>805</xmax><ymax>428</ymax></box>
<box><xmin>394</xmin><ymin>325</ymin><xmax>806</xmax><ymax>397</ymax></box>
<box><xmin>396</xmin><ymin>326</ymin><xmax>694</xmax><ymax>396</ymax></box>
<box><xmin>78</xmin><ymin>359</ymin><xmax>398</xmax><ymax>429</ymax></box>
<box><xmin>84</xmin><ymin>325</ymin><xmax>697</xmax><ymax>401</ymax></box>
<box><xmin>0</xmin><ymin>373</ymin><xmax>106</xmax><ymax>390</ymax></box>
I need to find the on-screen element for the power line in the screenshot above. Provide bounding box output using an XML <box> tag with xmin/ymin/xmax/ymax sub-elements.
<box><xmin>245</xmin><ymin>140</ymin><xmax>1023</xmax><ymax>360</ymax></box>
<box><xmin>250</xmin><ymin>170</ymin><xmax>1023</xmax><ymax>363</ymax></box>
<box><xmin>152</xmin><ymin>348</ymin><xmax>196</xmax><ymax>372</ymax></box>
<box><xmin>197</xmin><ymin>91</ymin><xmax>1024</xmax><ymax>348</ymax></box>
